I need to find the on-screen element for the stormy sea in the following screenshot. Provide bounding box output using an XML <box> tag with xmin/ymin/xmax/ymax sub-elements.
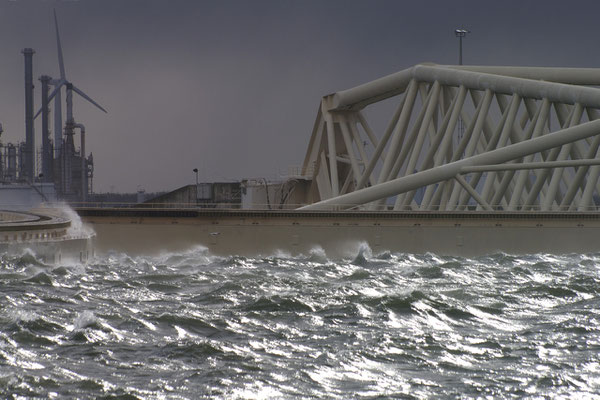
<box><xmin>2</xmin><ymin>246</ymin><xmax>600</xmax><ymax>399</ymax></box>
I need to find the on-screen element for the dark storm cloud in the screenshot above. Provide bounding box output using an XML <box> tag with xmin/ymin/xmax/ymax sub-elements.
<box><xmin>0</xmin><ymin>0</ymin><xmax>599</xmax><ymax>192</ymax></box>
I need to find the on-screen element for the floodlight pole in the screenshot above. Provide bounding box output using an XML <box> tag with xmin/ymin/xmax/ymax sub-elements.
<box><xmin>455</xmin><ymin>28</ymin><xmax>470</xmax><ymax>65</ymax></box>
<box><xmin>455</xmin><ymin>28</ymin><xmax>470</xmax><ymax>147</ymax></box>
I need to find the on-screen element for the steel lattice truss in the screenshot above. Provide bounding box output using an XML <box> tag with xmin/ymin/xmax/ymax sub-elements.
<box><xmin>299</xmin><ymin>64</ymin><xmax>600</xmax><ymax>212</ymax></box>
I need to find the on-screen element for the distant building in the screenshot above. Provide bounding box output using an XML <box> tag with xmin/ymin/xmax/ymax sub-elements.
<box><xmin>0</xmin><ymin>182</ymin><xmax>57</xmax><ymax>210</ymax></box>
<box><xmin>241</xmin><ymin>178</ymin><xmax>311</xmax><ymax>209</ymax></box>
<box><xmin>143</xmin><ymin>183</ymin><xmax>242</xmax><ymax>208</ymax></box>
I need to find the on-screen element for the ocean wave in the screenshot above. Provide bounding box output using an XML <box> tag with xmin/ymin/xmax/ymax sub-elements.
<box><xmin>2</xmin><ymin>249</ymin><xmax>600</xmax><ymax>398</ymax></box>
<box><xmin>243</xmin><ymin>295</ymin><xmax>315</xmax><ymax>313</ymax></box>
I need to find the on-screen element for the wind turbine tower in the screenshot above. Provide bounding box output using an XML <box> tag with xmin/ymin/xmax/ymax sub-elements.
<box><xmin>40</xmin><ymin>75</ymin><xmax>52</xmax><ymax>182</ymax></box>
<box><xmin>35</xmin><ymin>9</ymin><xmax>107</xmax><ymax>201</ymax></box>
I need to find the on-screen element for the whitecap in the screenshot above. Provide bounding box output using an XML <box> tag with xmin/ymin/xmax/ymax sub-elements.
<box><xmin>74</xmin><ymin>310</ymin><xmax>98</xmax><ymax>330</ymax></box>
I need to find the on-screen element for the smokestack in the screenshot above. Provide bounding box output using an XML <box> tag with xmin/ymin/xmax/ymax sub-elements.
<box><xmin>22</xmin><ymin>48</ymin><xmax>35</xmax><ymax>182</ymax></box>
<box><xmin>40</xmin><ymin>75</ymin><xmax>52</xmax><ymax>182</ymax></box>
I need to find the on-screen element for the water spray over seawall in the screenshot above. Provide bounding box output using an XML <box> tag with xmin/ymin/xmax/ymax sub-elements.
<box><xmin>0</xmin><ymin>205</ymin><xmax>94</xmax><ymax>264</ymax></box>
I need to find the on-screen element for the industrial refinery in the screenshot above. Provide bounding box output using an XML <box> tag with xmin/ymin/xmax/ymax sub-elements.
<box><xmin>0</xmin><ymin>11</ymin><xmax>105</xmax><ymax>207</ymax></box>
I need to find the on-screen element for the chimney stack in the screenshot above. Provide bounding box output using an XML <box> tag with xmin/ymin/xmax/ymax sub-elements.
<box><xmin>22</xmin><ymin>48</ymin><xmax>35</xmax><ymax>182</ymax></box>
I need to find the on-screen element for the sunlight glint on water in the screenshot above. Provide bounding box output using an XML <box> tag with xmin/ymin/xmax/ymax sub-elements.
<box><xmin>1</xmin><ymin>247</ymin><xmax>600</xmax><ymax>398</ymax></box>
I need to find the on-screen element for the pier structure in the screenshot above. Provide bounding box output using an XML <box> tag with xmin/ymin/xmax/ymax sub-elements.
<box><xmin>0</xmin><ymin>209</ymin><xmax>92</xmax><ymax>262</ymax></box>
<box><xmin>299</xmin><ymin>64</ymin><xmax>600</xmax><ymax>212</ymax></box>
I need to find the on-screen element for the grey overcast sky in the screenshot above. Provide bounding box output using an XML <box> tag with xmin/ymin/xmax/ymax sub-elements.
<box><xmin>0</xmin><ymin>0</ymin><xmax>599</xmax><ymax>192</ymax></box>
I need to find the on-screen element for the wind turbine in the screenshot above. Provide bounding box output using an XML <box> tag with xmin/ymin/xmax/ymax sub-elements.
<box><xmin>35</xmin><ymin>9</ymin><xmax>107</xmax><ymax>198</ymax></box>
<box><xmin>36</xmin><ymin>9</ymin><xmax>107</xmax><ymax>154</ymax></box>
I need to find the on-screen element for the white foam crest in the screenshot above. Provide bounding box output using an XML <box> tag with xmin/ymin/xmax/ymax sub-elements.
<box><xmin>135</xmin><ymin>317</ymin><xmax>157</xmax><ymax>332</ymax></box>
<box><xmin>229</xmin><ymin>380</ymin><xmax>285</xmax><ymax>400</ymax></box>
<box><xmin>306</xmin><ymin>246</ymin><xmax>329</xmax><ymax>263</ymax></box>
<box><xmin>73</xmin><ymin>310</ymin><xmax>98</xmax><ymax>330</ymax></box>
<box><xmin>338</xmin><ymin>240</ymin><xmax>373</xmax><ymax>260</ymax></box>
<box><xmin>351</xmin><ymin>242</ymin><xmax>373</xmax><ymax>266</ymax></box>
<box><xmin>113</xmin><ymin>245</ymin><xmax>219</xmax><ymax>269</ymax></box>
<box><xmin>6</xmin><ymin>309</ymin><xmax>38</xmax><ymax>323</ymax></box>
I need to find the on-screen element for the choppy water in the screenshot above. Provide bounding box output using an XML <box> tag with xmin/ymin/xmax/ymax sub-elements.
<box><xmin>2</xmin><ymin>246</ymin><xmax>600</xmax><ymax>399</ymax></box>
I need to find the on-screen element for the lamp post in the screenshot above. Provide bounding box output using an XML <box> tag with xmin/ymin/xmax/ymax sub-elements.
<box><xmin>455</xmin><ymin>28</ymin><xmax>470</xmax><ymax>147</ymax></box>
<box><xmin>454</xmin><ymin>28</ymin><xmax>470</xmax><ymax>65</ymax></box>
<box><xmin>193</xmin><ymin>168</ymin><xmax>199</xmax><ymax>206</ymax></box>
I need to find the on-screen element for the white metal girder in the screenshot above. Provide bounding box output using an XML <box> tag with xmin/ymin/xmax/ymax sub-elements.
<box><xmin>298</xmin><ymin>63</ymin><xmax>600</xmax><ymax>212</ymax></box>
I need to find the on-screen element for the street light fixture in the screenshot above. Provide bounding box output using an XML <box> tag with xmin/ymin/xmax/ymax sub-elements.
<box><xmin>454</xmin><ymin>28</ymin><xmax>470</xmax><ymax>65</ymax></box>
<box><xmin>455</xmin><ymin>28</ymin><xmax>470</xmax><ymax>147</ymax></box>
<box><xmin>193</xmin><ymin>168</ymin><xmax>199</xmax><ymax>206</ymax></box>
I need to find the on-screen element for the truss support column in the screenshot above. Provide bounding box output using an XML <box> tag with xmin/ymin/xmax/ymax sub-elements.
<box><xmin>338</xmin><ymin>115</ymin><xmax>362</xmax><ymax>184</ymax></box>
<box><xmin>301</xmin><ymin>107</ymin><xmax>324</xmax><ymax>175</ymax></box>
<box><xmin>584</xmin><ymin>109</ymin><xmax>600</xmax><ymax>197</ymax></box>
<box><xmin>542</xmin><ymin>103</ymin><xmax>583</xmax><ymax>210</ymax></box>
<box><xmin>413</xmin><ymin>91</ymin><xmax>459</xmax><ymax>209</ymax></box>
<box><xmin>339</xmin><ymin>167</ymin><xmax>354</xmax><ymax>196</ymax></box>
<box><xmin>492</xmin><ymin>97</ymin><xmax>545</xmax><ymax>207</ymax></box>
<box><xmin>388</xmin><ymin>86</ymin><xmax>439</xmax><ymax>184</ymax></box>
<box><xmin>562</xmin><ymin>133</ymin><xmax>600</xmax><ymax>209</ymax></box>
<box><xmin>324</xmin><ymin>105</ymin><xmax>339</xmax><ymax>197</ymax></box>
<box><xmin>523</xmin><ymin>102</ymin><xmax>575</xmax><ymax>208</ymax></box>
<box><xmin>356</xmin><ymin>112</ymin><xmax>381</xmax><ymax>150</ymax></box>
<box><xmin>349</xmin><ymin>116</ymin><xmax>376</xmax><ymax>187</ymax></box>
<box><xmin>316</xmin><ymin>152</ymin><xmax>333</xmax><ymax>200</ymax></box>
<box><xmin>479</xmin><ymin>94</ymin><xmax>521</xmax><ymax>208</ymax></box>
<box><xmin>447</xmin><ymin>89</ymin><xmax>493</xmax><ymax>210</ymax></box>
<box><xmin>430</xmin><ymin>88</ymin><xmax>483</xmax><ymax>210</ymax></box>
<box><xmin>507</xmin><ymin>98</ymin><xmax>550</xmax><ymax>210</ymax></box>
<box><xmin>420</xmin><ymin>85</ymin><xmax>467</xmax><ymax>209</ymax></box>
<box><xmin>455</xmin><ymin>93</ymin><xmax>513</xmax><ymax>209</ymax></box>
<box><xmin>376</xmin><ymin>80</ymin><xmax>419</xmax><ymax>184</ymax></box>
<box><xmin>389</xmin><ymin>88</ymin><xmax>442</xmax><ymax>209</ymax></box>
<box><xmin>397</xmin><ymin>81</ymin><xmax>442</xmax><ymax>208</ymax></box>
<box><xmin>455</xmin><ymin>175</ymin><xmax>493</xmax><ymax>211</ymax></box>
<box><xmin>579</xmin><ymin>164</ymin><xmax>600</xmax><ymax>211</ymax></box>
<box><xmin>354</xmin><ymin>80</ymin><xmax>416</xmax><ymax>191</ymax></box>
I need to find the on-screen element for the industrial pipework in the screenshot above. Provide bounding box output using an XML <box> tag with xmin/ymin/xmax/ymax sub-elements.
<box><xmin>73</xmin><ymin>123</ymin><xmax>86</xmax><ymax>202</ymax></box>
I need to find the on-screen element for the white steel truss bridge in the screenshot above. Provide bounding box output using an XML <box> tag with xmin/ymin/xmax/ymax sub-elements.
<box><xmin>299</xmin><ymin>64</ymin><xmax>600</xmax><ymax>212</ymax></box>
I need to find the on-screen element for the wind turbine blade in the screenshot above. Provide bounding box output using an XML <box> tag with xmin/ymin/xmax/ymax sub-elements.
<box><xmin>47</xmin><ymin>81</ymin><xmax>65</xmax><ymax>102</ymax></box>
<box><xmin>34</xmin><ymin>80</ymin><xmax>66</xmax><ymax>119</ymax></box>
<box><xmin>72</xmin><ymin>85</ymin><xmax>108</xmax><ymax>113</ymax></box>
<box><xmin>54</xmin><ymin>9</ymin><xmax>66</xmax><ymax>80</ymax></box>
